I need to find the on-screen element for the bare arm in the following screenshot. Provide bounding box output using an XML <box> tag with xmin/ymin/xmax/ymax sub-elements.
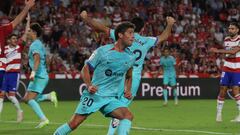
<box><xmin>156</xmin><ymin>16</ymin><xmax>175</xmax><ymax>44</ymax></box>
<box><xmin>124</xmin><ymin>67</ymin><xmax>133</xmax><ymax>99</ymax></box>
<box><xmin>29</xmin><ymin>53</ymin><xmax>40</xmax><ymax>81</ymax></box>
<box><xmin>81</xmin><ymin>64</ymin><xmax>97</xmax><ymax>94</ymax></box>
<box><xmin>21</xmin><ymin>13</ymin><xmax>30</xmax><ymax>42</ymax></box>
<box><xmin>11</xmin><ymin>0</ymin><xmax>35</xmax><ymax>29</ymax></box>
<box><xmin>210</xmin><ymin>47</ymin><xmax>240</xmax><ymax>55</ymax></box>
<box><xmin>33</xmin><ymin>53</ymin><xmax>40</xmax><ymax>72</ymax></box>
<box><xmin>80</xmin><ymin>11</ymin><xmax>110</xmax><ymax>36</ymax></box>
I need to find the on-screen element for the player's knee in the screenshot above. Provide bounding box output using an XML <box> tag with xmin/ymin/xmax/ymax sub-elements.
<box><xmin>0</xmin><ymin>91</ymin><xmax>5</xmax><ymax>98</ymax></box>
<box><xmin>8</xmin><ymin>92</ymin><xmax>16</xmax><ymax>97</ymax></box>
<box><xmin>123</xmin><ymin>111</ymin><xmax>134</xmax><ymax>121</ymax></box>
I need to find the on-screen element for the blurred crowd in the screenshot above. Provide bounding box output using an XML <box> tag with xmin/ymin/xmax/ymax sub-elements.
<box><xmin>0</xmin><ymin>0</ymin><xmax>239</xmax><ymax>78</ymax></box>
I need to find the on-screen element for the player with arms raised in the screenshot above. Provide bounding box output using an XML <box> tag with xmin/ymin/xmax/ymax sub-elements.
<box><xmin>80</xmin><ymin>10</ymin><xmax>175</xmax><ymax>134</ymax></box>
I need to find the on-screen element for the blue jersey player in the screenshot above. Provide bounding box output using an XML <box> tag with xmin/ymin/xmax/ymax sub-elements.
<box><xmin>160</xmin><ymin>48</ymin><xmax>178</xmax><ymax>105</ymax></box>
<box><xmin>80</xmin><ymin>11</ymin><xmax>175</xmax><ymax>134</ymax></box>
<box><xmin>54</xmin><ymin>22</ymin><xmax>136</xmax><ymax>135</ymax></box>
<box><xmin>23</xmin><ymin>23</ymin><xmax>57</xmax><ymax>128</ymax></box>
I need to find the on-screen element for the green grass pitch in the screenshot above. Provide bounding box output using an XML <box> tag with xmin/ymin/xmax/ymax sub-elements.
<box><xmin>0</xmin><ymin>100</ymin><xmax>239</xmax><ymax>135</ymax></box>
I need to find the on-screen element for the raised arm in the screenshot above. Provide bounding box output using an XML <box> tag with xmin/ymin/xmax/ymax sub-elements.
<box><xmin>156</xmin><ymin>16</ymin><xmax>176</xmax><ymax>44</ymax></box>
<box><xmin>80</xmin><ymin>11</ymin><xmax>110</xmax><ymax>36</ymax></box>
<box><xmin>11</xmin><ymin>0</ymin><xmax>35</xmax><ymax>29</ymax></box>
<box><xmin>124</xmin><ymin>67</ymin><xmax>133</xmax><ymax>99</ymax></box>
<box><xmin>21</xmin><ymin>13</ymin><xmax>30</xmax><ymax>42</ymax></box>
<box><xmin>210</xmin><ymin>47</ymin><xmax>240</xmax><ymax>55</ymax></box>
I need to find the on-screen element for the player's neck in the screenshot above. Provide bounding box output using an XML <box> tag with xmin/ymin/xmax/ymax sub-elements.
<box><xmin>9</xmin><ymin>44</ymin><xmax>16</xmax><ymax>48</ymax></box>
<box><xmin>230</xmin><ymin>34</ymin><xmax>239</xmax><ymax>40</ymax></box>
<box><xmin>114</xmin><ymin>41</ymin><xmax>125</xmax><ymax>52</ymax></box>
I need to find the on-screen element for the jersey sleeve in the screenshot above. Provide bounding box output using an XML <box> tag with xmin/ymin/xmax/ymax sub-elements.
<box><xmin>109</xmin><ymin>29</ymin><xmax>116</xmax><ymax>41</ymax></box>
<box><xmin>146</xmin><ymin>36</ymin><xmax>158</xmax><ymax>50</ymax></box>
<box><xmin>86</xmin><ymin>48</ymin><xmax>102</xmax><ymax>69</ymax></box>
<box><xmin>172</xmin><ymin>56</ymin><xmax>176</xmax><ymax>65</ymax></box>
<box><xmin>30</xmin><ymin>43</ymin><xmax>41</xmax><ymax>55</ymax></box>
<box><xmin>1</xmin><ymin>23</ymin><xmax>13</xmax><ymax>36</ymax></box>
<box><xmin>159</xmin><ymin>57</ymin><xmax>163</xmax><ymax>65</ymax></box>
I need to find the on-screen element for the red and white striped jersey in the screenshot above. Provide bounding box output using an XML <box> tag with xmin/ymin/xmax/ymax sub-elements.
<box><xmin>4</xmin><ymin>43</ymin><xmax>23</xmax><ymax>72</ymax></box>
<box><xmin>223</xmin><ymin>35</ymin><xmax>240</xmax><ymax>72</ymax></box>
<box><xmin>0</xmin><ymin>48</ymin><xmax>6</xmax><ymax>71</ymax></box>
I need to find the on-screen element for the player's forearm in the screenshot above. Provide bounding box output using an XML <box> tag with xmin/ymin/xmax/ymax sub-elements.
<box><xmin>125</xmin><ymin>77</ymin><xmax>132</xmax><ymax>92</ymax></box>
<box><xmin>157</xmin><ymin>24</ymin><xmax>173</xmax><ymax>44</ymax></box>
<box><xmin>21</xmin><ymin>13</ymin><xmax>30</xmax><ymax>41</ymax></box>
<box><xmin>12</xmin><ymin>5</ymin><xmax>31</xmax><ymax>29</ymax></box>
<box><xmin>83</xmin><ymin>17</ymin><xmax>110</xmax><ymax>35</ymax></box>
<box><xmin>33</xmin><ymin>55</ymin><xmax>40</xmax><ymax>72</ymax></box>
<box><xmin>216</xmin><ymin>49</ymin><xmax>239</xmax><ymax>54</ymax></box>
<box><xmin>81</xmin><ymin>65</ymin><xmax>92</xmax><ymax>87</ymax></box>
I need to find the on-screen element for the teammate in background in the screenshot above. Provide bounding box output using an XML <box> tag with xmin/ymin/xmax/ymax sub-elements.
<box><xmin>80</xmin><ymin>10</ymin><xmax>175</xmax><ymax>135</ymax></box>
<box><xmin>54</xmin><ymin>22</ymin><xmax>136</xmax><ymax>135</ymax></box>
<box><xmin>0</xmin><ymin>0</ymin><xmax>35</xmax><ymax>119</ymax></box>
<box><xmin>0</xmin><ymin>13</ymin><xmax>31</xmax><ymax>122</ymax></box>
<box><xmin>160</xmin><ymin>48</ymin><xmax>178</xmax><ymax>105</ymax></box>
<box><xmin>210</xmin><ymin>22</ymin><xmax>240</xmax><ymax>122</ymax></box>
<box><xmin>23</xmin><ymin>23</ymin><xmax>57</xmax><ymax>128</ymax></box>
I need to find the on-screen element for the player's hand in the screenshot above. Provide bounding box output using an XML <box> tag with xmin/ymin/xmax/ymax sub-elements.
<box><xmin>80</xmin><ymin>11</ymin><xmax>88</xmax><ymax>20</ymax></box>
<box><xmin>166</xmin><ymin>16</ymin><xmax>176</xmax><ymax>26</ymax></box>
<box><xmin>25</xmin><ymin>0</ymin><xmax>35</xmax><ymax>9</ymax></box>
<box><xmin>26</xmin><ymin>13</ymin><xmax>30</xmax><ymax>21</ymax></box>
<box><xmin>209</xmin><ymin>48</ymin><xmax>218</xmax><ymax>53</ymax></box>
<box><xmin>124</xmin><ymin>90</ymin><xmax>132</xmax><ymax>99</ymax></box>
<box><xmin>88</xmin><ymin>85</ymin><xmax>98</xmax><ymax>94</ymax></box>
<box><xmin>29</xmin><ymin>71</ymin><xmax>35</xmax><ymax>81</ymax></box>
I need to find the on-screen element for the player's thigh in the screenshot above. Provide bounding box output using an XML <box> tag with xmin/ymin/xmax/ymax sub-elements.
<box><xmin>0</xmin><ymin>71</ymin><xmax>5</xmax><ymax>89</ymax></box>
<box><xmin>219</xmin><ymin>86</ymin><xmax>228</xmax><ymax>97</ymax></box>
<box><xmin>23</xmin><ymin>91</ymin><xmax>38</xmax><ymax>101</ymax></box>
<box><xmin>119</xmin><ymin>95</ymin><xmax>133</xmax><ymax>107</ymax></box>
<box><xmin>231</xmin><ymin>72</ymin><xmax>240</xmax><ymax>86</ymax></box>
<box><xmin>163</xmin><ymin>76</ymin><xmax>170</xmax><ymax>86</ymax></box>
<box><xmin>75</xmin><ymin>92</ymin><xmax>109</xmax><ymax>115</ymax></box>
<box><xmin>101</xmin><ymin>98</ymin><xmax>131</xmax><ymax>118</ymax></box>
<box><xmin>220</xmin><ymin>71</ymin><xmax>230</xmax><ymax>86</ymax></box>
<box><xmin>27</xmin><ymin>77</ymin><xmax>49</xmax><ymax>94</ymax></box>
<box><xmin>109</xmin><ymin>107</ymin><xmax>133</xmax><ymax>120</ymax></box>
<box><xmin>6</xmin><ymin>73</ymin><xmax>20</xmax><ymax>92</ymax></box>
<box><xmin>232</xmin><ymin>86</ymin><xmax>240</xmax><ymax>97</ymax></box>
<box><xmin>169</xmin><ymin>76</ymin><xmax>177</xmax><ymax>87</ymax></box>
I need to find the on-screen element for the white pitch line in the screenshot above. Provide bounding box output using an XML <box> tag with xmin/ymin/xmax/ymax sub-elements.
<box><xmin>0</xmin><ymin>120</ymin><xmax>233</xmax><ymax>135</ymax></box>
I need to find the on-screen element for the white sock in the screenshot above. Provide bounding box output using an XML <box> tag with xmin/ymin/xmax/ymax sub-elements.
<box><xmin>0</xmin><ymin>98</ymin><xmax>3</xmax><ymax>113</ymax></box>
<box><xmin>217</xmin><ymin>100</ymin><xmax>224</xmax><ymax>115</ymax></box>
<box><xmin>8</xmin><ymin>96</ymin><xmax>22</xmax><ymax>112</ymax></box>
<box><xmin>236</xmin><ymin>100</ymin><xmax>240</xmax><ymax>115</ymax></box>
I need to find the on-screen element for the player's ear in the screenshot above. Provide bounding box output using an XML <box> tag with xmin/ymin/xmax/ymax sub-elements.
<box><xmin>118</xmin><ymin>33</ymin><xmax>123</xmax><ymax>39</ymax></box>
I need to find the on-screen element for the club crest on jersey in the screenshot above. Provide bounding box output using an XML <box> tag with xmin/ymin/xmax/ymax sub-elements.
<box><xmin>105</xmin><ymin>69</ymin><xmax>124</xmax><ymax>77</ymax></box>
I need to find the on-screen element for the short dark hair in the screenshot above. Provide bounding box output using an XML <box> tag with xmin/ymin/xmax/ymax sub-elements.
<box><xmin>229</xmin><ymin>21</ymin><xmax>240</xmax><ymax>29</ymax></box>
<box><xmin>30</xmin><ymin>23</ymin><xmax>42</xmax><ymax>37</ymax></box>
<box><xmin>8</xmin><ymin>33</ymin><xmax>17</xmax><ymax>39</ymax></box>
<box><xmin>130</xmin><ymin>17</ymin><xmax>144</xmax><ymax>33</ymax></box>
<box><xmin>114</xmin><ymin>22</ymin><xmax>135</xmax><ymax>40</ymax></box>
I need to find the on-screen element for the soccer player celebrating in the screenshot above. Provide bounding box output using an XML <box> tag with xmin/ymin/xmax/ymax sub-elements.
<box><xmin>0</xmin><ymin>0</ymin><xmax>35</xmax><ymax>119</ymax></box>
<box><xmin>23</xmin><ymin>23</ymin><xmax>57</xmax><ymax>128</ymax></box>
<box><xmin>54</xmin><ymin>22</ymin><xmax>136</xmax><ymax>135</ymax></box>
<box><xmin>160</xmin><ymin>48</ymin><xmax>178</xmax><ymax>105</ymax></box>
<box><xmin>80</xmin><ymin>10</ymin><xmax>175</xmax><ymax>134</ymax></box>
<box><xmin>210</xmin><ymin>21</ymin><xmax>240</xmax><ymax>122</ymax></box>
